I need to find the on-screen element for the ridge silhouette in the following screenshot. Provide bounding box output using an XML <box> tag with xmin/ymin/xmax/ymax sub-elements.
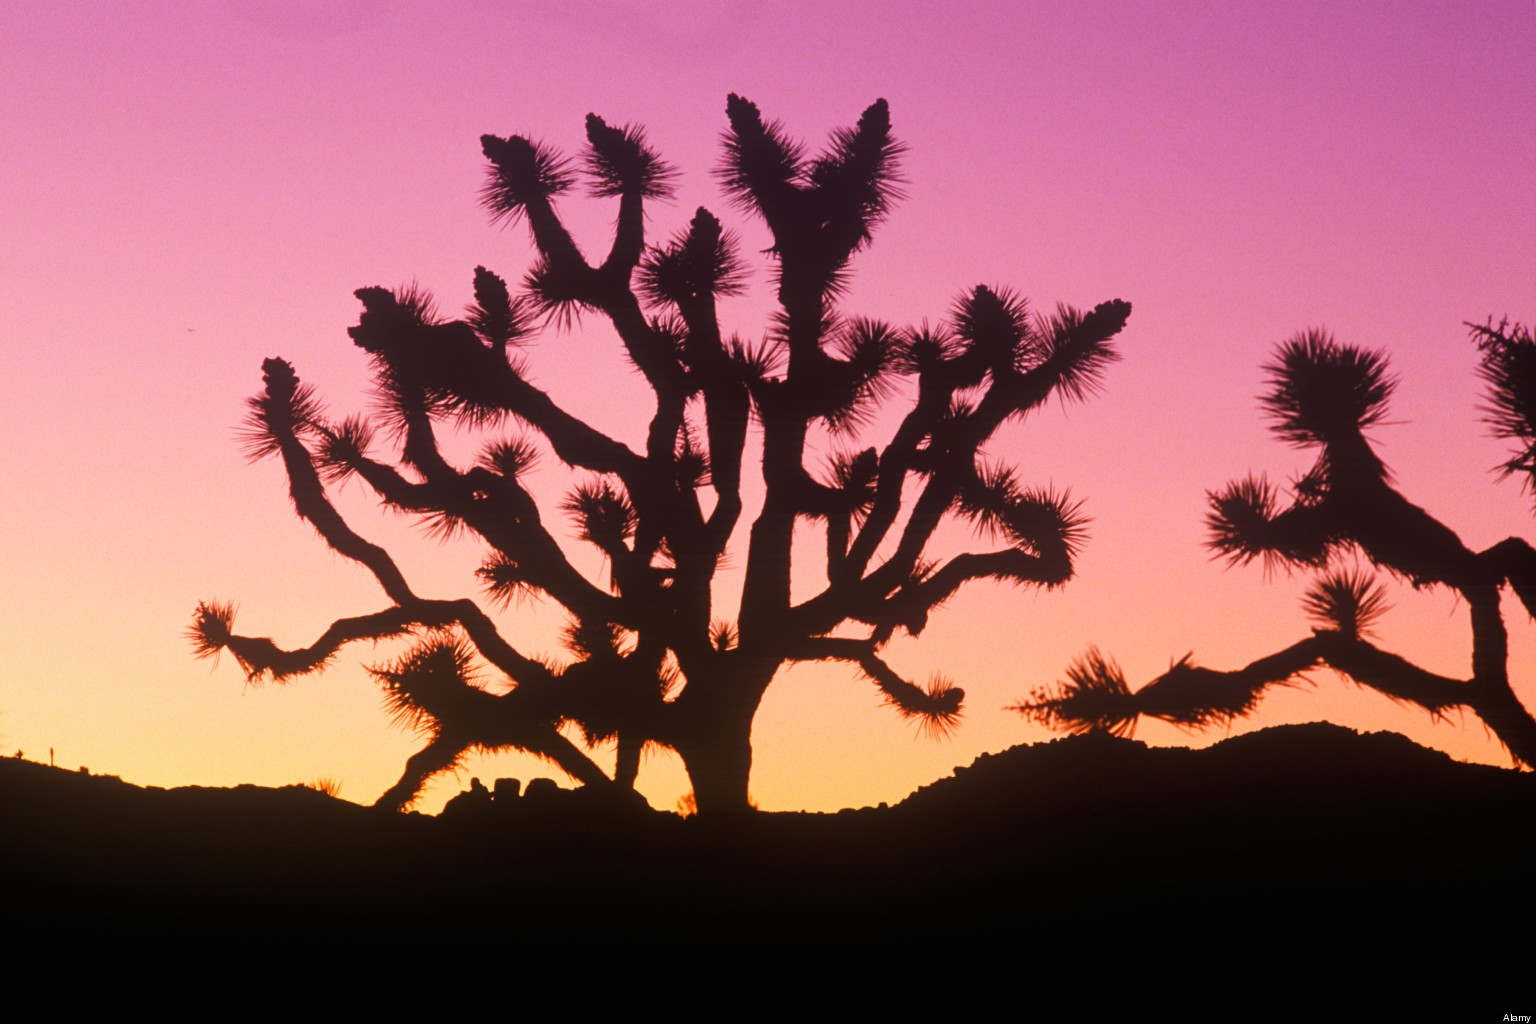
<box><xmin>6</xmin><ymin>723</ymin><xmax>1532</xmax><ymax>981</ymax></box>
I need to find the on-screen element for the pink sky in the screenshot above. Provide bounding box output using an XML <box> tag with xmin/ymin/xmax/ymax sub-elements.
<box><xmin>2</xmin><ymin>1</ymin><xmax>1532</xmax><ymax>813</ymax></box>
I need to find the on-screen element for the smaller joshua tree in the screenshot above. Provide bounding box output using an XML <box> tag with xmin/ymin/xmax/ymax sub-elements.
<box><xmin>1021</xmin><ymin>320</ymin><xmax>1536</xmax><ymax>767</ymax></box>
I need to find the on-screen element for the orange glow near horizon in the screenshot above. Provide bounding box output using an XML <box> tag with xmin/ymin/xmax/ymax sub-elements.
<box><xmin>1</xmin><ymin>2</ymin><xmax>1532</xmax><ymax>814</ymax></box>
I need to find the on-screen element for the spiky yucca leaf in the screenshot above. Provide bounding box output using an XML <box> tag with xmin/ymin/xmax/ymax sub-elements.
<box><xmin>349</xmin><ymin>284</ymin><xmax>441</xmax><ymax>356</ymax></box>
<box><xmin>643</xmin><ymin>314</ymin><xmax>689</xmax><ymax>366</ymax></box>
<box><xmin>345</xmin><ymin>285</ymin><xmax>460</xmax><ymax>430</ymax></box>
<box><xmin>479</xmin><ymin>134</ymin><xmax>575</xmax><ymax>224</ymax></box>
<box><xmin>876</xmin><ymin>673</ymin><xmax>964</xmax><ymax>740</ymax></box>
<box><xmin>819</xmin><ymin>318</ymin><xmax>900</xmax><ymax>434</ymax></box>
<box><xmin>315</xmin><ymin>415</ymin><xmax>375</xmax><ymax>485</ymax></box>
<box><xmin>895</xmin><ymin>322</ymin><xmax>963</xmax><ymax>377</ymax></box>
<box><xmin>1303</xmin><ymin>569</ymin><xmax>1388</xmax><ymax>637</ymax></box>
<box><xmin>370</xmin><ymin>634</ymin><xmax>486</xmax><ymax>737</ymax></box>
<box><xmin>638</xmin><ymin>209</ymin><xmax>749</xmax><ymax>308</ymax></box>
<box><xmin>563</xmin><ymin>480</ymin><xmax>636</xmax><ymax>551</ymax></box>
<box><xmin>954</xmin><ymin>462</ymin><xmax>1020</xmax><ymax>538</ymax></box>
<box><xmin>523</xmin><ymin>255</ymin><xmax>589</xmax><ymax>328</ymax></box>
<box><xmin>479</xmin><ymin>437</ymin><xmax>539</xmax><ymax>479</ymax></box>
<box><xmin>1014</xmin><ymin>648</ymin><xmax>1137</xmax><ymax>737</ymax></box>
<box><xmin>562</xmin><ymin>616</ymin><xmax>628</xmax><ymax>660</ymax></box>
<box><xmin>806</xmin><ymin>97</ymin><xmax>905</xmax><ymax>253</ymax></box>
<box><xmin>188</xmin><ymin>600</ymin><xmax>236</xmax><ymax>660</ymax></box>
<box><xmin>710</xmin><ymin>620</ymin><xmax>738</xmax><ymax>652</ymax></box>
<box><xmin>1206</xmin><ymin>475</ymin><xmax>1280</xmax><ymax>566</ymax></box>
<box><xmin>1470</xmin><ymin>317</ymin><xmax>1536</xmax><ymax>491</ymax></box>
<box><xmin>638</xmin><ymin>244</ymin><xmax>700</xmax><ymax>311</ymax></box>
<box><xmin>1205</xmin><ymin>474</ymin><xmax>1313</xmax><ymax>568</ymax></box>
<box><xmin>477</xmin><ymin>553</ymin><xmax>535</xmax><ymax>606</ymax></box>
<box><xmin>415</xmin><ymin>505</ymin><xmax>469</xmax><ymax>543</ymax></box>
<box><xmin>953</xmin><ymin>285</ymin><xmax>1031</xmax><ymax>373</ymax></box>
<box><xmin>1206</xmin><ymin>474</ymin><xmax>1333</xmax><ymax>570</ymax></box>
<box><xmin>468</xmin><ymin>265</ymin><xmax>532</xmax><ymax>353</ymax></box>
<box><xmin>1031</xmin><ymin>301</ymin><xmax>1128</xmax><ymax>404</ymax></box>
<box><xmin>685</xmin><ymin>207</ymin><xmax>749</xmax><ymax>297</ymax></box>
<box><xmin>1003</xmin><ymin>487</ymin><xmax>1089</xmax><ymax>562</ymax></box>
<box><xmin>828</xmin><ymin>447</ymin><xmax>879</xmax><ymax>518</ymax></box>
<box><xmin>718</xmin><ymin>93</ymin><xmax>805</xmax><ymax>214</ymax></box>
<box><xmin>728</xmin><ymin>334</ymin><xmax>786</xmax><ymax>384</ymax></box>
<box><xmin>674</xmin><ymin>422</ymin><xmax>710</xmax><ymax>491</ymax></box>
<box><xmin>583</xmin><ymin>115</ymin><xmax>677</xmax><ymax>199</ymax></box>
<box><xmin>240</xmin><ymin>358</ymin><xmax>324</xmax><ymax>461</ymax></box>
<box><xmin>1262</xmin><ymin>330</ymin><xmax>1395</xmax><ymax>447</ymax></box>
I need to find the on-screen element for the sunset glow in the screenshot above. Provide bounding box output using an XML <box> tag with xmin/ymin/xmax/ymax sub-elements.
<box><xmin>2</xmin><ymin>1</ymin><xmax>1532</xmax><ymax>813</ymax></box>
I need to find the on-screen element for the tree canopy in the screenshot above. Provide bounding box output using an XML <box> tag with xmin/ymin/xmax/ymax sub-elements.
<box><xmin>193</xmin><ymin>96</ymin><xmax>1131</xmax><ymax>813</ymax></box>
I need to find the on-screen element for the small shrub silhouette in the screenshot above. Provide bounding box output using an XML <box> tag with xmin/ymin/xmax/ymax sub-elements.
<box><xmin>306</xmin><ymin>776</ymin><xmax>342</xmax><ymax>798</ymax></box>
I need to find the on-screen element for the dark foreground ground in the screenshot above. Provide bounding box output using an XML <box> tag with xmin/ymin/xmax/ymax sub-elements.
<box><xmin>5</xmin><ymin>723</ymin><xmax>1533</xmax><ymax>986</ymax></box>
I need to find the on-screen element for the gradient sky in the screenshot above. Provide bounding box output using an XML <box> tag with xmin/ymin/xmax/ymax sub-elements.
<box><xmin>2</xmin><ymin>1</ymin><xmax>1532</xmax><ymax>814</ymax></box>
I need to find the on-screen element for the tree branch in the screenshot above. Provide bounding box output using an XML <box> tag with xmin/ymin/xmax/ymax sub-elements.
<box><xmin>254</xmin><ymin>359</ymin><xmax>417</xmax><ymax>605</ymax></box>
<box><xmin>787</xmin><ymin>637</ymin><xmax>962</xmax><ymax>738</ymax></box>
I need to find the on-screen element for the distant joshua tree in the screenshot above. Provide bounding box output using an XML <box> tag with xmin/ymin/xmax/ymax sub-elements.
<box><xmin>1022</xmin><ymin>320</ymin><xmax>1536</xmax><ymax>767</ymax></box>
<box><xmin>192</xmin><ymin>96</ymin><xmax>1130</xmax><ymax>814</ymax></box>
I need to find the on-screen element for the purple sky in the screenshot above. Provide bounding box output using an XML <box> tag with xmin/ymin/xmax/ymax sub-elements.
<box><xmin>2</xmin><ymin>1</ymin><xmax>1532</xmax><ymax>812</ymax></box>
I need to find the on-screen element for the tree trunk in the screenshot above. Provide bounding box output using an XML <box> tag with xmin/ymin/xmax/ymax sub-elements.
<box><xmin>671</xmin><ymin>661</ymin><xmax>775</xmax><ymax>817</ymax></box>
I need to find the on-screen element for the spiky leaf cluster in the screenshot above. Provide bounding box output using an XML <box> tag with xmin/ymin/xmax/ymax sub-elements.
<box><xmin>240</xmin><ymin>357</ymin><xmax>323</xmax><ymax>461</ymax></box>
<box><xmin>1206</xmin><ymin>474</ymin><xmax>1331</xmax><ymax>569</ymax></box>
<box><xmin>1034</xmin><ymin>301</ymin><xmax>1129</xmax><ymax>405</ymax></box>
<box><xmin>563</xmin><ymin>480</ymin><xmax>636</xmax><ymax>553</ymax></box>
<box><xmin>480</xmin><ymin>134</ymin><xmax>575</xmax><ymax>224</ymax></box>
<box><xmin>477</xmin><ymin>553</ymin><xmax>534</xmax><ymax>606</ymax></box>
<box><xmin>583</xmin><ymin>115</ymin><xmax>677</xmax><ymax>199</ymax></box>
<box><xmin>1015</xmin><ymin>648</ymin><xmax>1137</xmax><ymax>737</ymax></box>
<box><xmin>315</xmin><ymin>415</ymin><xmax>375</xmax><ymax>484</ymax></box>
<box><xmin>346</xmin><ymin>285</ymin><xmax>443</xmax><ymax>425</ymax></box>
<box><xmin>953</xmin><ymin>285</ymin><xmax>1032</xmax><ymax>381</ymax></box>
<box><xmin>879</xmin><ymin>674</ymin><xmax>964</xmax><ymax>740</ymax></box>
<box><xmin>478</xmin><ymin>437</ymin><xmax>538</xmax><ymax>480</ymax></box>
<box><xmin>562</xmin><ymin>616</ymin><xmax>628</xmax><ymax>660</ymax></box>
<box><xmin>718</xmin><ymin>94</ymin><xmax>806</xmax><ymax>215</ymax></box>
<box><xmin>639</xmin><ymin>209</ymin><xmax>748</xmax><ymax>309</ymax></box>
<box><xmin>1262</xmin><ymin>330</ymin><xmax>1395</xmax><ymax>447</ymax></box>
<box><xmin>719</xmin><ymin>94</ymin><xmax>903</xmax><ymax>297</ymax></box>
<box><xmin>673</xmin><ymin>424</ymin><xmax>710</xmax><ymax>491</ymax></box>
<box><xmin>805</xmin><ymin>97</ymin><xmax>905</xmax><ymax>257</ymax></box>
<box><xmin>468</xmin><ymin>264</ymin><xmax>531</xmax><ymax>355</ymax></box>
<box><xmin>348</xmin><ymin>279</ymin><xmax>522</xmax><ymax>430</ymax></box>
<box><xmin>188</xmin><ymin>600</ymin><xmax>237</xmax><ymax>661</ymax></box>
<box><xmin>1302</xmin><ymin>569</ymin><xmax>1388</xmax><ymax>638</ymax></box>
<box><xmin>371</xmin><ymin>634</ymin><xmax>489</xmax><ymax>737</ymax></box>
<box><xmin>825</xmin><ymin>447</ymin><xmax>879</xmax><ymax>520</ymax></box>
<box><xmin>958</xmin><ymin>465</ymin><xmax>1087</xmax><ymax>562</ymax></box>
<box><xmin>818</xmin><ymin>318</ymin><xmax>900</xmax><ymax>433</ymax></box>
<box><xmin>1470</xmin><ymin>317</ymin><xmax>1536</xmax><ymax>493</ymax></box>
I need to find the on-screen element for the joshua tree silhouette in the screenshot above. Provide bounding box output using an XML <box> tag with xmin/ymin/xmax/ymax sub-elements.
<box><xmin>1022</xmin><ymin>320</ymin><xmax>1536</xmax><ymax>767</ymax></box>
<box><xmin>192</xmin><ymin>97</ymin><xmax>1131</xmax><ymax>813</ymax></box>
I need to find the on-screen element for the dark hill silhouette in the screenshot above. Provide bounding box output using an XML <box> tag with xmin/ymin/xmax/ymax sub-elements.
<box><xmin>5</xmin><ymin>725</ymin><xmax>1532</xmax><ymax>985</ymax></box>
